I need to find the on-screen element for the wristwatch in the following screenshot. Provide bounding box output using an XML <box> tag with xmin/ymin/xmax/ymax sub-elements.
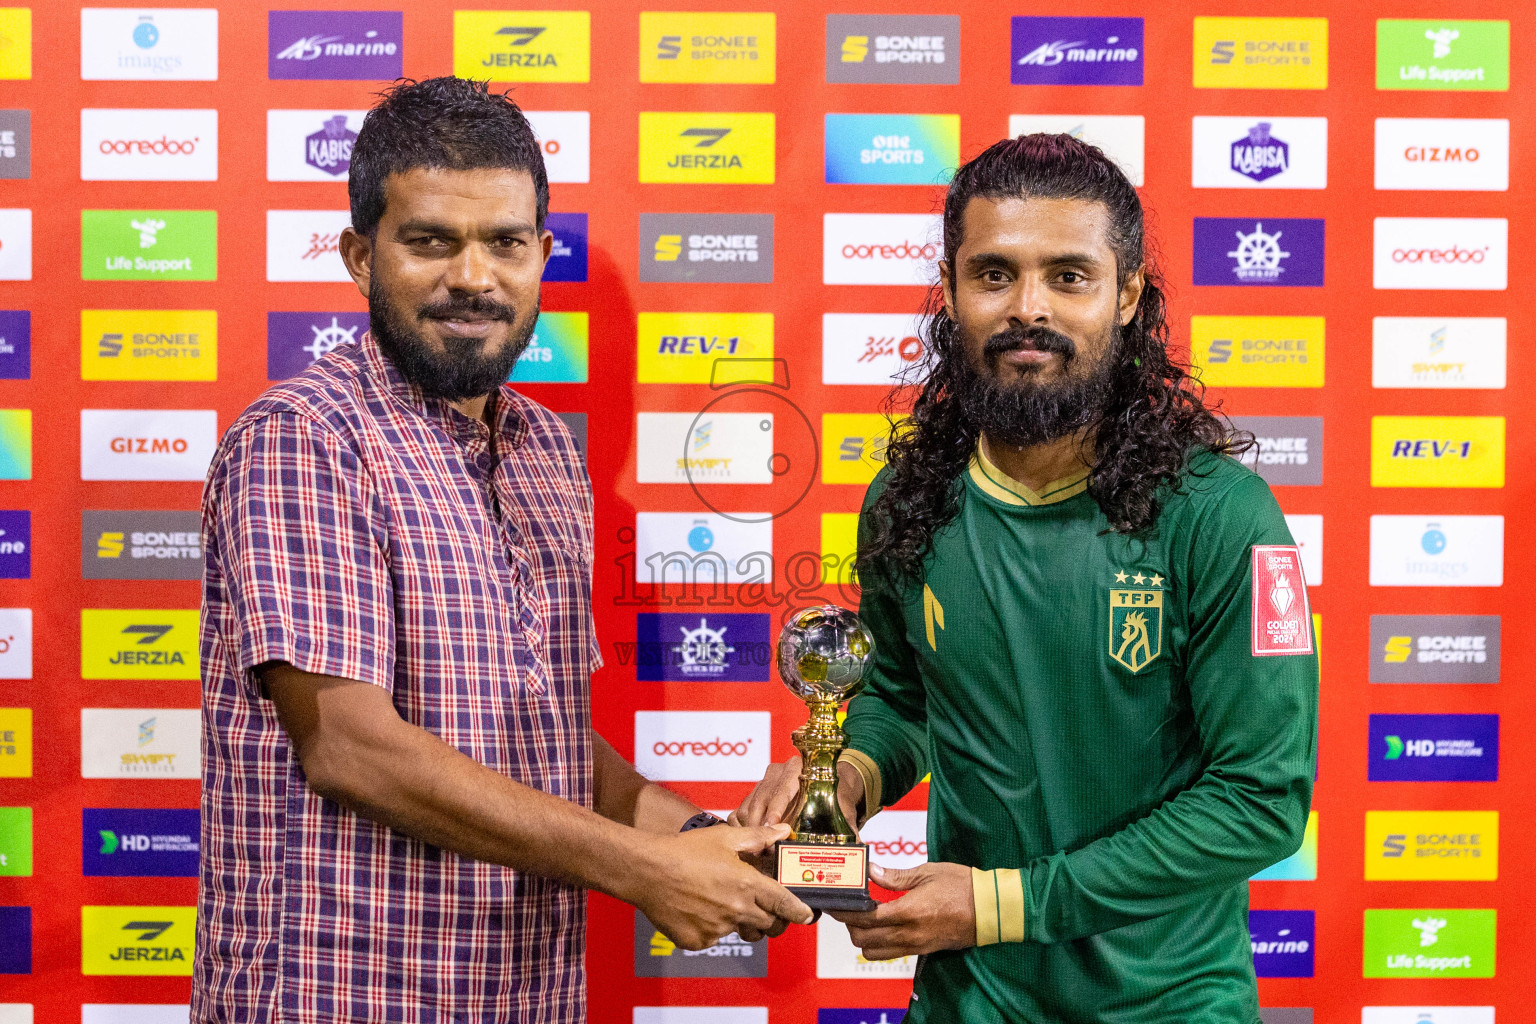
<box><xmin>679</xmin><ymin>811</ymin><xmax>728</xmax><ymax>832</ymax></box>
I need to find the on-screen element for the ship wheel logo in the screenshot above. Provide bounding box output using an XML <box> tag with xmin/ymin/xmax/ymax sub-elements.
<box><xmin>1226</xmin><ymin>222</ymin><xmax>1290</xmax><ymax>282</ymax></box>
<box><xmin>305</xmin><ymin>316</ymin><xmax>360</xmax><ymax>361</ymax></box>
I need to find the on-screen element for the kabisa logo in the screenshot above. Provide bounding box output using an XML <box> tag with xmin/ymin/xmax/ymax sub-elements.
<box><xmin>1229</xmin><ymin>416</ymin><xmax>1323</xmax><ymax>487</ymax></box>
<box><xmin>83</xmin><ymin>511</ymin><xmax>202</xmax><ymax>582</ymax></box>
<box><xmin>1377</xmin><ymin>20</ymin><xmax>1509</xmax><ymax>92</ymax></box>
<box><xmin>633</xmin><ymin>711</ymin><xmax>770</xmax><ymax>781</ymax></box>
<box><xmin>632</xmin><ymin>613</ymin><xmax>771</xmax><ymax>682</ymax></box>
<box><xmin>80</xmin><ymin>708</ymin><xmax>200</xmax><ymax>779</ymax></box>
<box><xmin>1369</xmin><ymin>614</ymin><xmax>1499</xmax><ymax>684</ymax></box>
<box><xmin>80</xmin><ymin>409</ymin><xmax>217</xmax><ymax>482</ymax></box>
<box><xmin>641</xmin><ymin>12</ymin><xmax>775</xmax><ymax>84</ymax></box>
<box><xmin>266</xmin><ymin>311</ymin><xmax>366</xmax><ymax>380</ymax></box>
<box><xmin>81</xmin><ymin>905</ymin><xmax>195</xmax><ymax>976</ymax></box>
<box><xmin>1365</xmin><ymin>810</ymin><xmax>1497</xmax><ymax>881</ymax></box>
<box><xmin>80</xmin><ymin>108</ymin><xmax>217</xmax><ymax>182</ymax></box>
<box><xmin>827</xmin><ymin>14</ymin><xmax>958</xmax><ymax>85</ymax></box>
<box><xmin>1369</xmin><ymin>713</ymin><xmax>1498</xmax><ymax>782</ymax></box>
<box><xmin>268</xmin><ymin>10</ymin><xmax>403</xmax><ymax>81</ymax></box>
<box><xmin>1010</xmin><ymin>17</ymin><xmax>1143</xmax><ymax>86</ymax></box>
<box><xmin>1373</xmin><ymin>218</ymin><xmax>1507</xmax><ymax>291</ymax></box>
<box><xmin>1369</xmin><ymin>515</ymin><xmax>1504</xmax><ymax>587</ymax></box>
<box><xmin>1231</xmin><ymin>122</ymin><xmax>1287</xmax><ymax>181</ymax></box>
<box><xmin>0</xmin><ymin>310</ymin><xmax>27</xmax><ymax>380</ymax></box>
<box><xmin>1374</xmin><ymin>118</ymin><xmax>1509</xmax><ymax>191</ymax></box>
<box><xmin>265</xmin><ymin>110</ymin><xmax>367</xmax><ymax>182</ymax></box>
<box><xmin>1193</xmin><ymin>17</ymin><xmax>1328</xmax><ymax>90</ymax></box>
<box><xmin>80</xmin><ymin>8</ymin><xmax>219</xmax><ymax>82</ymax></box>
<box><xmin>81</xmin><ymin>310</ymin><xmax>217</xmax><ymax>383</ymax></box>
<box><xmin>640</xmin><ymin>214</ymin><xmax>774</xmax><ymax>284</ymax></box>
<box><xmin>639</xmin><ymin>112</ymin><xmax>775</xmax><ymax>184</ymax></box>
<box><xmin>512</xmin><ymin>311</ymin><xmax>588</xmax><ymax>383</ymax></box>
<box><xmin>822</xmin><ymin>313</ymin><xmax>925</xmax><ymax>387</ymax></box>
<box><xmin>1363</xmin><ymin>908</ymin><xmax>1495</xmax><ymax>978</ymax></box>
<box><xmin>1249</xmin><ymin>909</ymin><xmax>1314</xmax><ymax>978</ymax></box>
<box><xmin>823</xmin><ymin>213</ymin><xmax>942</xmax><ymax>287</ymax></box>
<box><xmin>824</xmin><ymin>114</ymin><xmax>959</xmax><ymax>187</ymax></box>
<box><xmin>453</xmin><ymin>11</ymin><xmax>590</xmax><ymax>83</ymax></box>
<box><xmin>266</xmin><ymin>209</ymin><xmax>351</xmax><ymax>283</ymax></box>
<box><xmin>1193</xmin><ymin>218</ymin><xmax>1325</xmax><ymax>287</ymax></box>
<box><xmin>1371</xmin><ymin>316</ymin><xmax>1506</xmax><ymax>390</ymax></box>
<box><xmin>1191</xmin><ymin>115</ymin><xmax>1327</xmax><ymax>189</ymax></box>
<box><xmin>81</xmin><ymin>209</ymin><xmax>216</xmax><ymax>281</ymax></box>
<box><xmin>634</xmin><ymin>910</ymin><xmax>766</xmax><ymax>978</ymax></box>
<box><xmin>306</xmin><ymin>115</ymin><xmax>354</xmax><ymax>177</ymax></box>
<box><xmin>1191</xmin><ymin>316</ymin><xmax>1325</xmax><ymax>388</ymax></box>
<box><xmin>1370</xmin><ymin>415</ymin><xmax>1504</xmax><ymax>488</ymax></box>
<box><xmin>636</xmin><ymin>312</ymin><xmax>774</xmax><ymax>384</ymax></box>
<box><xmin>81</xmin><ymin>609</ymin><xmax>200</xmax><ymax>681</ymax></box>
<box><xmin>0</xmin><ymin>110</ymin><xmax>29</xmax><ymax>179</ymax></box>
<box><xmin>83</xmin><ymin>808</ymin><xmax>199</xmax><ymax>878</ymax></box>
<box><xmin>542</xmin><ymin>212</ymin><xmax>588</xmax><ymax>283</ymax></box>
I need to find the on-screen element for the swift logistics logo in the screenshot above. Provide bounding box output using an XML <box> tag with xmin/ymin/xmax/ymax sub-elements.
<box><xmin>0</xmin><ymin>806</ymin><xmax>31</xmax><ymax>876</ymax></box>
<box><xmin>1193</xmin><ymin>218</ymin><xmax>1324</xmax><ymax>287</ymax></box>
<box><xmin>1365</xmin><ymin>810</ymin><xmax>1497</xmax><ymax>881</ymax></box>
<box><xmin>81</xmin><ymin>310</ymin><xmax>216</xmax><ymax>382</ymax></box>
<box><xmin>632</xmin><ymin>613</ymin><xmax>771</xmax><ymax>682</ymax></box>
<box><xmin>1194</xmin><ymin>17</ymin><xmax>1327</xmax><ymax>89</ymax></box>
<box><xmin>826</xmin><ymin>14</ymin><xmax>958</xmax><ymax>85</ymax></box>
<box><xmin>513</xmin><ymin>312</ymin><xmax>588</xmax><ymax>382</ymax></box>
<box><xmin>1374</xmin><ymin>218</ymin><xmax>1507</xmax><ymax>291</ymax></box>
<box><xmin>80</xmin><ymin>108</ymin><xmax>217</xmax><ymax>182</ymax></box>
<box><xmin>818</xmin><ymin>914</ymin><xmax>916</xmax><ymax>979</ymax></box>
<box><xmin>1370</xmin><ymin>416</ymin><xmax>1504</xmax><ymax>488</ymax></box>
<box><xmin>268</xmin><ymin>10</ymin><xmax>402</xmax><ymax>81</ymax></box>
<box><xmin>636</xmin><ymin>412</ymin><xmax>776</xmax><ymax>485</ymax></box>
<box><xmin>639</xmin><ymin>214</ymin><xmax>773</xmax><ymax>284</ymax></box>
<box><xmin>0</xmin><ymin>707</ymin><xmax>30</xmax><ymax>778</ymax></box>
<box><xmin>633</xmin><ymin>711</ymin><xmax>770</xmax><ymax>782</ymax></box>
<box><xmin>1191</xmin><ymin>116</ymin><xmax>1327</xmax><ymax>189</ymax></box>
<box><xmin>634</xmin><ymin>910</ymin><xmax>766</xmax><ymax>977</ymax></box>
<box><xmin>1249</xmin><ymin>910</ymin><xmax>1314</xmax><ymax>977</ymax></box>
<box><xmin>641</xmin><ymin>12</ymin><xmax>774</xmax><ymax>84</ymax></box>
<box><xmin>266</xmin><ymin>311</ymin><xmax>368</xmax><ymax>380</ymax></box>
<box><xmin>1369</xmin><ymin>713</ymin><xmax>1498</xmax><ymax>782</ymax></box>
<box><xmin>83</xmin><ymin>809</ymin><xmax>199</xmax><ymax>877</ymax></box>
<box><xmin>80</xmin><ymin>8</ymin><xmax>218</xmax><ymax>82</ymax></box>
<box><xmin>80</xmin><ymin>409</ymin><xmax>217</xmax><ymax>482</ymax></box>
<box><xmin>1229</xmin><ymin>416</ymin><xmax>1323</xmax><ymax>487</ymax></box>
<box><xmin>1378</xmin><ymin>20</ymin><xmax>1509</xmax><ymax>92</ymax></box>
<box><xmin>83</xmin><ymin>511</ymin><xmax>203</xmax><ymax>581</ymax></box>
<box><xmin>1374</xmin><ymin>118</ymin><xmax>1509</xmax><ymax>191</ymax></box>
<box><xmin>542</xmin><ymin>212</ymin><xmax>588</xmax><ymax>282</ymax></box>
<box><xmin>265</xmin><ymin>109</ymin><xmax>365</xmax><ymax>181</ymax></box>
<box><xmin>639</xmin><ymin>112</ymin><xmax>774</xmax><ymax>184</ymax></box>
<box><xmin>453</xmin><ymin>10</ymin><xmax>589</xmax><ymax>83</ymax></box>
<box><xmin>81</xmin><ymin>905</ymin><xmax>195</xmax><ymax>976</ymax></box>
<box><xmin>0</xmin><ymin>109</ymin><xmax>30</xmax><ymax>179</ymax></box>
<box><xmin>526</xmin><ymin>111</ymin><xmax>590</xmax><ymax>183</ymax></box>
<box><xmin>81</xmin><ymin>209</ymin><xmax>216</xmax><ymax>281</ymax></box>
<box><xmin>636</xmin><ymin>312</ymin><xmax>773</xmax><ymax>383</ymax></box>
<box><xmin>1370</xmin><ymin>614</ymin><xmax>1499</xmax><ymax>684</ymax></box>
<box><xmin>81</xmin><ymin>609</ymin><xmax>200</xmax><ymax>681</ymax></box>
<box><xmin>1190</xmin><ymin>316</ymin><xmax>1325</xmax><ymax>388</ymax></box>
<box><xmin>0</xmin><ymin>510</ymin><xmax>27</xmax><ymax>579</ymax></box>
<box><xmin>0</xmin><ymin>310</ymin><xmax>26</xmax><ymax>379</ymax></box>
<box><xmin>1252</xmin><ymin>810</ymin><xmax>1318</xmax><ymax>880</ymax></box>
<box><xmin>1010</xmin><ymin>17</ymin><xmax>1143</xmax><ymax>86</ymax></box>
<box><xmin>822</xmin><ymin>313</ymin><xmax>925</xmax><ymax>386</ymax></box>
<box><xmin>266</xmin><ymin>209</ymin><xmax>351</xmax><ymax>283</ymax></box>
<box><xmin>824</xmin><ymin>114</ymin><xmax>958</xmax><ymax>186</ymax></box>
<box><xmin>1372</xmin><ymin>317</ymin><xmax>1506</xmax><ymax>390</ymax></box>
<box><xmin>822</xmin><ymin>413</ymin><xmax>900</xmax><ymax>485</ymax></box>
<box><xmin>1369</xmin><ymin>515</ymin><xmax>1503</xmax><ymax>587</ymax></box>
<box><xmin>822</xmin><ymin>213</ymin><xmax>941</xmax><ymax>287</ymax></box>
<box><xmin>1008</xmin><ymin>115</ymin><xmax>1144</xmax><ymax>186</ymax></box>
<box><xmin>80</xmin><ymin>708</ymin><xmax>200</xmax><ymax>779</ymax></box>
<box><xmin>1363</xmin><ymin>909</ymin><xmax>1494</xmax><ymax>978</ymax></box>
<box><xmin>0</xmin><ymin>209</ymin><xmax>30</xmax><ymax>281</ymax></box>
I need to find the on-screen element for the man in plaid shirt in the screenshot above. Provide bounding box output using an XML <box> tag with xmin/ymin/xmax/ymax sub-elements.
<box><xmin>193</xmin><ymin>78</ymin><xmax>810</xmax><ymax>1023</ymax></box>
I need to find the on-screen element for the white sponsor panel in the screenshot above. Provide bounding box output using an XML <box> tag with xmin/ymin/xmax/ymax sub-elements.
<box><xmin>1007</xmin><ymin>115</ymin><xmax>1145</xmax><ymax>186</ymax></box>
<box><xmin>1370</xmin><ymin>516</ymin><xmax>1504</xmax><ymax>588</ymax></box>
<box><xmin>636</xmin><ymin>413</ymin><xmax>775</xmax><ymax>484</ymax></box>
<box><xmin>81</xmin><ymin>109</ymin><xmax>218</xmax><ymax>181</ymax></box>
<box><xmin>633</xmin><ymin>711</ymin><xmax>770</xmax><ymax>782</ymax></box>
<box><xmin>81</xmin><ymin>708</ymin><xmax>201</xmax><ymax>779</ymax></box>
<box><xmin>0</xmin><ymin>609</ymin><xmax>32</xmax><ymax>680</ymax></box>
<box><xmin>823</xmin><ymin>213</ymin><xmax>941</xmax><ymax>286</ymax></box>
<box><xmin>1361</xmin><ymin>1010</ymin><xmax>1493</xmax><ymax>1024</ymax></box>
<box><xmin>1375</xmin><ymin>119</ymin><xmax>1509</xmax><ymax>191</ymax></box>
<box><xmin>1191</xmin><ymin>116</ymin><xmax>1328</xmax><ymax>189</ymax></box>
<box><xmin>266</xmin><ymin>109</ymin><xmax>366</xmax><ymax>182</ymax></box>
<box><xmin>80</xmin><ymin>8</ymin><xmax>219</xmax><ymax>81</ymax></box>
<box><xmin>633</xmin><ymin>1010</ymin><xmax>767</xmax><ymax>1024</ymax></box>
<box><xmin>1372</xmin><ymin>317</ymin><xmax>1506</xmax><ymax>390</ymax></box>
<box><xmin>266</xmin><ymin>209</ymin><xmax>352</xmax><ymax>283</ymax></box>
<box><xmin>860</xmin><ymin>809</ymin><xmax>928</xmax><ymax>870</ymax></box>
<box><xmin>82</xmin><ymin>1007</ymin><xmax>192</xmax><ymax>1024</ymax></box>
<box><xmin>526</xmin><ymin>111</ymin><xmax>590</xmax><ymax>184</ymax></box>
<box><xmin>80</xmin><ymin>409</ymin><xmax>218</xmax><ymax>482</ymax></box>
<box><xmin>817</xmin><ymin>913</ymin><xmax>917</xmax><ymax>978</ymax></box>
<box><xmin>1284</xmin><ymin>515</ymin><xmax>1323</xmax><ymax>586</ymax></box>
<box><xmin>633</xmin><ymin>512</ymin><xmax>773</xmax><ymax>584</ymax></box>
<box><xmin>0</xmin><ymin>209</ymin><xmax>31</xmax><ymax>281</ymax></box>
<box><xmin>1373</xmin><ymin>218</ymin><xmax>1507</xmax><ymax>291</ymax></box>
<box><xmin>0</xmin><ymin>1006</ymin><xmax>31</xmax><ymax>1024</ymax></box>
<box><xmin>822</xmin><ymin>313</ymin><xmax>926</xmax><ymax>386</ymax></box>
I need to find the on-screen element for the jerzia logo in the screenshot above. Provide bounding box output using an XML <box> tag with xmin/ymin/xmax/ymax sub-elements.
<box><xmin>454</xmin><ymin>11</ymin><xmax>589</xmax><ymax>82</ymax></box>
<box><xmin>81</xmin><ymin>609</ymin><xmax>199</xmax><ymax>680</ymax></box>
<box><xmin>639</xmin><ymin>113</ymin><xmax>774</xmax><ymax>183</ymax></box>
<box><xmin>81</xmin><ymin>905</ymin><xmax>195</xmax><ymax>975</ymax></box>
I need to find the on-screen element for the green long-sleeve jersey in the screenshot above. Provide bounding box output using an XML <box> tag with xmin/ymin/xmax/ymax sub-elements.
<box><xmin>844</xmin><ymin>446</ymin><xmax>1318</xmax><ymax>1024</ymax></box>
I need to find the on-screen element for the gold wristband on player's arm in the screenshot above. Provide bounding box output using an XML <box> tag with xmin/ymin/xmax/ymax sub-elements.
<box><xmin>835</xmin><ymin>749</ymin><xmax>882</xmax><ymax>827</ymax></box>
<box><xmin>971</xmin><ymin>868</ymin><xmax>1026</xmax><ymax>946</ymax></box>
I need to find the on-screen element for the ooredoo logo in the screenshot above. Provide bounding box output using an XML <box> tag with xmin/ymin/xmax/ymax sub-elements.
<box><xmin>1374</xmin><ymin>218</ymin><xmax>1506</xmax><ymax>290</ymax></box>
<box><xmin>80</xmin><ymin>409</ymin><xmax>217</xmax><ymax>482</ymax></box>
<box><xmin>859</xmin><ymin>810</ymin><xmax>929</xmax><ymax>870</ymax></box>
<box><xmin>525</xmin><ymin>110</ymin><xmax>589</xmax><ymax>183</ymax></box>
<box><xmin>1392</xmin><ymin>245</ymin><xmax>1487</xmax><ymax>264</ymax></box>
<box><xmin>823</xmin><ymin>213</ymin><xmax>941</xmax><ymax>286</ymax></box>
<box><xmin>633</xmin><ymin>710</ymin><xmax>769</xmax><ymax>781</ymax></box>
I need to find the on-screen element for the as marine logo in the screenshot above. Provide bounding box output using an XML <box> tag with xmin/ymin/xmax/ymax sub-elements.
<box><xmin>1109</xmin><ymin>571</ymin><xmax>1164</xmax><ymax>672</ymax></box>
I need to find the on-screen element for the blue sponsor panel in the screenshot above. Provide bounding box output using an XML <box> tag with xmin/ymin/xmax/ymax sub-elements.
<box><xmin>1250</xmin><ymin>909</ymin><xmax>1314</xmax><ymax>978</ymax></box>
<box><xmin>1010</xmin><ymin>17</ymin><xmax>1144</xmax><ymax>86</ymax></box>
<box><xmin>83</xmin><ymin>808</ymin><xmax>200</xmax><ymax>877</ymax></box>
<box><xmin>824</xmin><ymin>114</ymin><xmax>958</xmax><ymax>186</ymax></box>
<box><xmin>267</xmin><ymin>311</ymin><xmax>369</xmax><ymax>380</ymax></box>
<box><xmin>269</xmin><ymin>10</ymin><xmax>404</xmax><ymax>80</ymax></box>
<box><xmin>818</xmin><ymin>1012</ymin><xmax>907</xmax><ymax>1024</ymax></box>
<box><xmin>1193</xmin><ymin>218</ymin><xmax>1325</xmax><ymax>287</ymax></box>
<box><xmin>635</xmin><ymin>613</ymin><xmax>771</xmax><ymax>682</ymax></box>
<box><xmin>0</xmin><ymin>311</ymin><xmax>29</xmax><ymax>380</ymax></box>
<box><xmin>0</xmin><ymin>905</ymin><xmax>29</xmax><ymax>973</ymax></box>
<box><xmin>1368</xmin><ymin>713</ymin><xmax>1498</xmax><ymax>782</ymax></box>
<box><xmin>543</xmin><ymin>212</ymin><xmax>588</xmax><ymax>282</ymax></box>
<box><xmin>0</xmin><ymin>509</ymin><xmax>28</xmax><ymax>579</ymax></box>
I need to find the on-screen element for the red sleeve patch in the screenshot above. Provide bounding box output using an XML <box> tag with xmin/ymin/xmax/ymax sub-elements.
<box><xmin>1251</xmin><ymin>545</ymin><xmax>1314</xmax><ymax>657</ymax></box>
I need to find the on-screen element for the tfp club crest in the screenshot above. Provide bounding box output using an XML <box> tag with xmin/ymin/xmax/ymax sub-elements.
<box><xmin>1110</xmin><ymin>583</ymin><xmax>1164</xmax><ymax>673</ymax></box>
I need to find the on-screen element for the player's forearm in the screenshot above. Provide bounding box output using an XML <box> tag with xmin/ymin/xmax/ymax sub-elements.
<box><xmin>843</xmin><ymin>693</ymin><xmax>927</xmax><ymax>809</ymax></box>
<box><xmin>592</xmin><ymin>731</ymin><xmax>698</xmax><ymax>834</ymax></box>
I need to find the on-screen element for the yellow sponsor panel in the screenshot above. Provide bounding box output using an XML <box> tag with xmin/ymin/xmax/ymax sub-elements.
<box><xmin>1365</xmin><ymin>810</ymin><xmax>1497</xmax><ymax>881</ymax></box>
<box><xmin>636</xmin><ymin>312</ymin><xmax>773</xmax><ymax>383</ymax></box>
<box><xmin>82</xmin><ymin>905</ymin><xmax>196</xmax><ymax>976</ymax></box>
<box><xmin>453</xmin><ymin>10</ymin><xmax>590</xmax><ymax>82</ymax></box>
<box><xmin>1190</xmin><ymin>316</ymin><xmax>1324</xmax><ymax>388</ymax></box>
<box><xmin>1371</xmin><ymin>416</ymin><xmax>1505</xmax><ymax>489</ymax></box>
<box><xmin>81</xmin><ymin>310</ymin><xmax>217</xmax><ymax>382</ymax></box>
<box><xmin>821</xmin><ymin>512</ymin><xmax>859</xmax><ymax>585</ymax></box>
<box><xmin>81</xmin><ymin>609</ymin><xmax>200</xmax><ymax>681</ymax></box>
<box><xmin>0</xmin><ymin>707</ymin><xmax>31</xmax><ymax>777</ymax></box>
<box><xmin>640</xmin><ymin>12</ymin><xmax>775</xmax><ymax>83</ymax></box>
<box><xmin>639</xmin><ymin>112</ymin><xmax>775</xmax><ymax>184</ymax></box>
<box><xmin>0</xmin><ymin>8</ymin><xmax>31</xmax><ymax>79</ymax></box>
<box><xmin>1193</xmin><ymin>17</ymin><xmax>1328</xmax><ymax>90</ymax></box>
<box><xmin>822</xmin><ymin>414</ymin><xmax>903</xmax><ymax>485</ymax></box>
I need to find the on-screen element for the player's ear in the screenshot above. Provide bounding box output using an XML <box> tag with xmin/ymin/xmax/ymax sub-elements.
<box><xmin>1117</xmin><ymin>266</ymin><xmax>1145</xmax><ymax>327</ymax></box>
<box><xmin>339</xmin><ymin>226</ymin><xmax>373</xmax><ymax>300</ymax></box>
<box><xmin>939</xmin><ymin>260</ymin><xmax>957</xmax><ymax>321</ymax></box>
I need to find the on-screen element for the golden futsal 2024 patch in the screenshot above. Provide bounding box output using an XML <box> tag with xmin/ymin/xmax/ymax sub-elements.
<box><xmin>1252</xmin><ymin>545</ymin><xmax>1314</xmax><ymax>656</ymax></box>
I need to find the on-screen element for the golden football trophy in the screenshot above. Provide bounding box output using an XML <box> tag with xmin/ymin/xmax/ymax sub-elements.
<box><xmin>773</xmin><ymin>605</ymin><xmax>879</xmax><ymax>912</ymax></box>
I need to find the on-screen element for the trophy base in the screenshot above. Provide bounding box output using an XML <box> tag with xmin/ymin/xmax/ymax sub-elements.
<box><xmin>775</xmin><ymin>840</ymin><xmax>878</xmax><ymax>913</ymax></box>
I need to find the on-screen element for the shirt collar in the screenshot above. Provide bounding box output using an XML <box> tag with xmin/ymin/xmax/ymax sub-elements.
<box><xmin>967</xmin><ymin>438</ymin><xmax>1090</xmax><ymax>507</ymax></box>
<box><xmin>359</xmin><ymin>329</ymin><xmax>529</xmax><ymax>450</ymax></box>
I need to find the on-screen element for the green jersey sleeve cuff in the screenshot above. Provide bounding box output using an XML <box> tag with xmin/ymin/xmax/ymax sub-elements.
<box><xmin>972</xmin><ymin>867</ymin><xmax>1025</xmax><ymax>946</ymax></box>
<box><xmin>837</xmin><ymin>748</ymin><xmax>882</xmax><ymax>824</ymax></box>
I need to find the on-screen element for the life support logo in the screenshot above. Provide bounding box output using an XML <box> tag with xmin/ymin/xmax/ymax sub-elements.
<box><xmin>633</xmin><ymin>711</ymin><xmax>770</xmax><ymax>781</ymax></box>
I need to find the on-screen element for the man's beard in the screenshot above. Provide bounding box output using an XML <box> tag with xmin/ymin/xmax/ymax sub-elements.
<box><xmin>950</xmin><ymin>322</ymin><xmax>1119</xmax><ymax>449</ymax></box>
<box><xmin>369</xmin><ymin>278</ymin><xmax>538</xmax><ymax>402</ymax></box>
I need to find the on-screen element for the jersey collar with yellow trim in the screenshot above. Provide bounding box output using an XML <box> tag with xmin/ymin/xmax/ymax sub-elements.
<box><xmin>967</xmin><ymin>439</ymin><xmax>1091</xmax><ymax>506</ymax></box>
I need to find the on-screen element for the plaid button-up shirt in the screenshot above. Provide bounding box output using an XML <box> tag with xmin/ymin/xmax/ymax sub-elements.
<box><xmin>194</xmin><ymin>332</ymin><xmax>596</xmax><ymax>1023</ymax></box>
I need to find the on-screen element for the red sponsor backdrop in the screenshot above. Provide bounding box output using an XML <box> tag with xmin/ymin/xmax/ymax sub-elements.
<box><xmin>0</xmin><ymin>1</ymin><xmax>1530</xmax><ymax>1020</ymax></box>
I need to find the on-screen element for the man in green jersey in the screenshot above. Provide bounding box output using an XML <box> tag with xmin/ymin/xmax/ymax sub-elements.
<box><xmin>736</xmin><ymin>135</ymin><xmax>1318</xmax><ymax>1022</ymax></box>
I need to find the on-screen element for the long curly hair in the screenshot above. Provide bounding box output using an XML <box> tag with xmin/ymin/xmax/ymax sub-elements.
<box><xmin>859</xmin><ymin>134</ymin><xmax>1249</xmax><ymax>583</ymax></box>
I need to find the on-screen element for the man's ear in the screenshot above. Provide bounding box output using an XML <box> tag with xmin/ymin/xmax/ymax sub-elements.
<box><xmin>938</xmin><ymin>260</ymin><xmax>956</xmax><ymax>321</ymax></box>
<box><xmin>1118</xmin><ymin>266</ymin><xmax>1146</xmax><ymax>327</ymax></box>
<box><xmin>338</xmin><ymin>226</ymin><xmax>373</xmax><ymax>301</ymax></box>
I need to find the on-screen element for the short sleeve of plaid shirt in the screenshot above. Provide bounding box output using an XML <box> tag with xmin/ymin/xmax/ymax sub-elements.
<box><xmin>206</xmin><ymin>411</ymin><xmax>396</xmax><ymax>693</ymax></box>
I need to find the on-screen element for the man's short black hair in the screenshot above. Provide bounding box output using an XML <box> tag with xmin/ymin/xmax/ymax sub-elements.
<box><xmin>349</xmin><ymin>76</ymin><xmax>549</xmax><ymax>237</ymax></box>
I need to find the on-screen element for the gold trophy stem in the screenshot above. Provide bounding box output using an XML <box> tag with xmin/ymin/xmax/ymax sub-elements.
<box><xmin>783</xmin><ymin>695</ymin><xmax>857</xmax><ymax>844</ymax></box>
